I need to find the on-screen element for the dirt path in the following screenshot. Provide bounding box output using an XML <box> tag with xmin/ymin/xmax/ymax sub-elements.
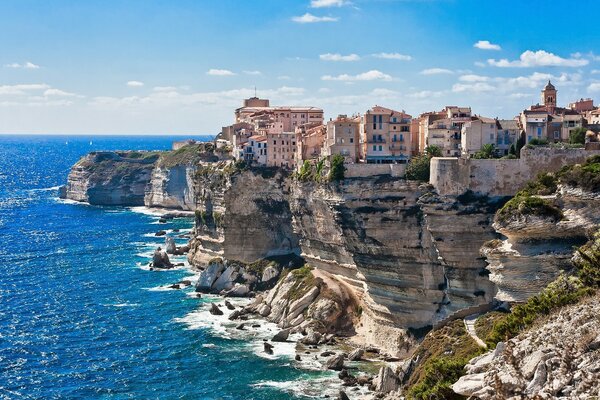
<box><xmin>464</xmin><ymin>314</ymin><xmax>487</xmax><ymax>348</ymax></box>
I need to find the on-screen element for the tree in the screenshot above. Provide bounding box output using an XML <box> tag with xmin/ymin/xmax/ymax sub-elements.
<box><xmin>569</xmin><ymin>127</ymin><xmax>587</xmax><ymax>145</ymax></box>
<box><xmin>425</xmin><ymin>145</ymin><xmax>442</xmax><ymax>158</ymax></box>
<box><xmin>515</xmin><ymin>134</ymin><xmax>525</xmax><ymax>158</ymax></box>
<box><xmin>473</xmin><ymin>143</ymin><xmax>496</xmax><ymax>159</ymax></box>
<box><xmin>329</xmin><ymin>154</ymin><xmax>346</xmax><ymax>181</ymax></box>
<box><xmin>406</xmin><ymin>154</ymin><xmax>431</xmax><ymax>181</ymax></box>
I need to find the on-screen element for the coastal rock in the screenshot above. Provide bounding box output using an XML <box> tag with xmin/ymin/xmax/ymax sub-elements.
<box><xmin>300</xmin><ymin>329</ymin><xmax>322</xmax><ymax>345</ymax></box>
<box><xmin>151</xmin><ymin>247</ymin><xmax>173</xmax><ymax>269</ymax></box>
<box><xmin>195</xmin><ymin>261</ymin><xmax>226</xmax><ymax>292</ymax></box>
<box><xmin>324</xmin><ymin>354</ymin><xmax>345</xmax><ymax>371</ymax></box>
<box><xmin>263</xmin><ymin>342</ymin><xmax>274</xmax><ymax>354</ymax></box>
<box><xmin>225</xmin><ymin>284</ymin><xmax>250</xmax><ymax>297</ymax></box>
<box><xmin>165</xmin><ymin>236</ymin><xmax>177</xmax><ymax>254</ymax></box>
<box><xmin>155</xmin><ymin>230</ymin><xmax>166</xmax><ymax>236</ymax></box>
<box><xmin>261</xmin><ymin>265</ymin><xmax>279</xmax><ymax>283</ymax></box>
<box><xmin>209</xmin><ymin>303</ymin><xmax>223</xmax><ymax>316</ymax></box>
<box><xmin>348</xmin><ymin>348</ymin><xmax>364</xmax><ymax>362</ymax></box>
<box><xmin>271</xmin><ymin>329</ymin><xmax>290</xmax><ymax>342</ymax></box>
<box><xmin>212</xmin><ymin>266</ymin><xmax>239</xmax><ymax>292</ymax></box>
<box><xmin>374</xmin><ymin>366</ymin><xmax>400</xmax><ymax>393</ymax></box>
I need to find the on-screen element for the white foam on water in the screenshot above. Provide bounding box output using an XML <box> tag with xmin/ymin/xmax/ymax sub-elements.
<box><xmin>104</xmin><ymin>303</ymin><xmax>140</xmax><ymax>308</ymax></box>
<box><xmin>30</xmin><ymin>186</ymin><xmax>61</xmax><ymax>192</ymax></box>
<box><xmin>55</xmin><ymin>198</ymin><xmax>89</xmax><ymax>206</ymax></box>
<box><xmin>252</xmin><ymin>375</ymin><xmax>350</xmax><ymax>399</ymax></box>
<box><xmin>201</xmin><ymin>343</ymin><xmax>216</xmax><ymax>348</ymax></box>
<box><xmin>129</xmin><ymin>206</ymin><xmax>167</xmax><ymax>217</ymax></box>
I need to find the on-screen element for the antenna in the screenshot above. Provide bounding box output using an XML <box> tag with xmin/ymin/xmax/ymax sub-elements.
<box><xmin>254</xmin><ymin>86</ymin><xmax>257</xmax><ymax>98</ymax></box>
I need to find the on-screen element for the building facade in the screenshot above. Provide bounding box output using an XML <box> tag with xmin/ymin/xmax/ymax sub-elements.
<box><xmin>363</xmin><ymin>106</ymin><xmax>412</xmax><ymax>164</ymax></box>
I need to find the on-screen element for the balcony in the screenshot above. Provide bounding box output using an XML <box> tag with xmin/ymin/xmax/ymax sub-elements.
<box><xmin>367</xmin><ymin>138</ymin><xmax>386</xmax><ymax>143</ymax></box>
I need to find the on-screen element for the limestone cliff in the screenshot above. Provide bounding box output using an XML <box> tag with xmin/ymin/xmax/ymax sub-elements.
<box><xmin>62</xmin><ymin>151</ymin><xmax>159</xmax><ymax>206</ymax></box>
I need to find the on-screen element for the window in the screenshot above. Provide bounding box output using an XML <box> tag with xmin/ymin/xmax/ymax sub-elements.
<box><xmin>379</xmin><ymin>115</ymin><xmax>382</xmax><ymax>130</ymax></box>
<box><xmin>399</xmin><ymin>134</ymin><xmax>403</xmax><ymax>142</ymax></box>
<box><xmin>373</xmin><ymin>145</ymin><xmax>376</xmax><ymax>151</ymax></box>
<box><xmin>393</xmin><ymin>126</ymin><xmax>397</xmax><ymax>130</ymax></box>
<box><xmin>372</xmin><ymin>134</ymin><xmax>376</xmax><ymax>142</ymax></box>
<box><xmin>273</xmin><ymin>140</ymin><xmax>277</xmax><ymax>145</ymax></box>
<box><xmin>537</xmin><ymin>127</ymin><xmax>542</xmax><ymax>137</ymax></box>
<box><xmin>379</xmin><ymin>145</ymin><xmax>382</xmax><ymax>151</ymax></box>
<box><xmin>554</xmin><ymin>131</ymin><xmax>560</xmax><ymax>139</ymax></box>
<box><xmin>349</xmin><ymin>138</ymin><xmax>353</xmax><ymax>143</ymax></box>
<box><xmin>393</xmin><ymin>134</ymin><xmax>396</xmax><ymax>142</ymax></box>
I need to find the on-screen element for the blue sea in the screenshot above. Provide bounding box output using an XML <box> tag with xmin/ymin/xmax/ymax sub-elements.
<box><xmin>0</xmin><ymin>135</ymin><xmax>335</xmax><ymax>400</ymax></box>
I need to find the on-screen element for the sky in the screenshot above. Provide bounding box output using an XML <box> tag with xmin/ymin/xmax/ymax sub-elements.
<box><xmin>1</xmin><ymin>0</ymin><xmax>599</xmax><ymax>135</ymax></box>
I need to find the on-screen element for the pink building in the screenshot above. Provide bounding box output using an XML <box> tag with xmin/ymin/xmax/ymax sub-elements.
<box><xmin>266</xmin><ymin>132</ymin><xmax>299</xmax><ymax>168</ymax></box>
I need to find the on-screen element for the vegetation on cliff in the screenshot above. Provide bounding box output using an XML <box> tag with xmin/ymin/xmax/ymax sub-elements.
<box><xmin>405</xmin><ymin>320</ymin><xmax>482</xmax><ymax>400</ymax></box>
<box><xmin>557</xmin><ymin>154</ymin><xmax>600</xmax><ymax>192</ymax></box>
<box><xmin>406</xmin><ymin>145</ymin><xmax>441</xmax><ymax>181</ymax></box>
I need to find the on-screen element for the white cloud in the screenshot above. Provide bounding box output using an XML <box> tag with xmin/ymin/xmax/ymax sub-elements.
<box><xmin>127</xmin><ymin>80</ymin><xmax>144</xmax><ymax>87</ymax></box>
<box><xmin>0</xmin><ymin>83</ymin><xmax>50</xmax><ymax>96</ymax></box>
<box><xmin>487</xmin><ymin>50</ymin><xmax>589</xmax><ymax>67</ymax></box>
<box><xmin>243</xmin><ymin>70</ymin><xmax>262</xmax><ymax>75</ymax></box>
<box><xmin>276</xmin><ymin>86</ymin><xmax>305</xmax><ymax>96</ymax></box>
<box><xmin>319</xmin><ymin>53</ymin><xmax>360</xmax><ymax>61</ymax></box>
<box><xmin>459</xmin><ymin>74</ymin><xmax>490</xmax><ymax>82</ymax></box>
<box><xmin>310</xmin><ymin>0</ymin><xmax>347</xmax><ymax>7</ymax></box>
<box><xmin>207</xmin><ymin>69</ymin><xmax>236</xmax><ymax>76</ymax></box>
<box><xmin>474</xmin><ymin>61</ymin><xmax>486</xmax><ymax>67</ymax></box>
<box><xmin>4</xmin><ymin>61</ymin><xmax>41</xmax><ymax>69</ymax></box>
<box><xmin>370</xmin><ymin>88</ymin><xmax>399</xmax><ymax>98</ymax></box>
<box><xmin>408</xmin><ymin>90</ymin><xmax>445</xmax><ymax>99</ymax></box>
<box><xmin>420</xmin><ymin>68</ymin><xmax>453</xmax><ymax>75</ymax></box>
<box><xmin>321</xmin><ymin>70</ymin><xmax>392</xmax><ymax>81</ymax></box>
<box><xmin>452</xmin><ymin>82</ymin><xmax>495</xmax><ymax>93</ymax></box>
<box><xmin>372</xmin><ymin>52</ymin><xmax>412</xmax><ymax>61</ymax></box>
<box><xmin>292</xmin><ymin>13</ymin><xmax>338</xmax><ymax>23</ymax></box>
<box><xmin>317</xmin><ymin>87</ymin><xmax>331</xmax><ymax>93</ymax></box>
<box><xmin>474</xmin><ymin>40</ymin><xmax>501</xmax><ymax>51</ymax></box>
<box><xmin>509</xmin><ymin>93</ymin><xmax>531</xmax><ymax>99</ymax></box>
<box><xmin>277</xmin><ymin>75</ymin><xmax>291</xmax><ymax>80</ymax></box>
<box><xmin>588</xmin><ymin>82</ymin><xmax>600</xmax><ymax>93</ymax></box>
<box><xmin>43</xmin><ymin>88</ymin><xmax>79</xmax><ymax>97</ymax></box>
<box><xmin>591</xmin><ymin>70</ymin><xmax>600</xmax><ymax>74</ymax></box>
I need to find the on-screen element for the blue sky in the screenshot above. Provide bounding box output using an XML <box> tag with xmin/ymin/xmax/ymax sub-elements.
<box><xmin>1</xmin><ymin>0</ymin><xmax>599</xmax><ymax>134</ymax></box>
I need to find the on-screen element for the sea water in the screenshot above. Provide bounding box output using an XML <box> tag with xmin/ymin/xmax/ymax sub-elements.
<box><xmin>0</xmin><ymin>135</ymin><xmax>336</xmax><ymax>400</ymax></box>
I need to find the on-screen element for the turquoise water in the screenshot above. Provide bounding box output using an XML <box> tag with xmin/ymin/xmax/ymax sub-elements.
<box><xmin>0</xmin><ymin>135</ymin><xmax>332</xmax><ymax>400</ymax></box>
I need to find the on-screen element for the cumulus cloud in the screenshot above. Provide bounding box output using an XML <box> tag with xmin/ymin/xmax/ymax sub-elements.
<box><xmin>310</xmin><ymin>0</ymin><xmax>347</xmax><ymax>7</ymax></box>
<box><xmin>408</xmin><ymin>90</ymin><xmax>445</xmax><ymax>99</ymax></box>
<box><xmin>4</xmin><ymin>61</ymin><xmax>41</xmax><ymax>69</ymax></box>
<box><xmin>452</xmin><ymin>82</ymin><xmax>495</xmax><ymax>93</ymax></box>
<box><xmin>127</xmin><ymin>81</ymin><xmax>144</xmax><ymax>87</ymax></box>
<box><xmin>474</xmin><ymin>40</ymin><xmax>501</xmax><ymax>51</ymax></box>
<box><xmin>207</xmin><ymin>69</ymin><xmax>236</xmax><ymax>76</ymax></box>
<box><xmin>0</xmin><ymin>83</ymin><xmax>50</xmax><ymax>96</ymax></box>
<box><xmin>370</xmin><ymin>88</ymin><xmax>399</xmax><ymax>98</ymax></box>
<box><xmin>0</xmin><ymin>83</ymin><xmax>81</xmax><ymax>106</ymax></box>
<box><xmin>243</xmin><ymin>70</ymin><xmax>262</xmax><ymax>75</ymax></box>
<box><xmin>459</xmin><ymin>74</ymin><xmax>490</xmax><ymax>82</ymax></box>
<box><xmin>589</xmin><ymin>82</ymin><xmax>600</xmax><ymax>93</ymax></box>
<box><xmin>420</xmin><ymin>68</ymin><xmax>453</xmax><ymax>75</ymax></box>
<box><xmin>487</xmin><ymin>50</ymin><xmax>589</xmax><ymax>67</ymax></box>
<box><xmin>372</xmin><ymin>52</ymin><xmax>412</xmax><ymax>61</ymax></box>
<box><xmin>292</xmin><ymin>13</ymin><xmax>338</xmax><ymax>23</ymax></box>
<box><xmin>43</xmin><ymin>88</ymin><xmax>80</xmax><ymax>97</ymax></box>
<box><xmin>319</xmin><ymin>53</ymin><xmax>360</xmax><ymax>61</ymax></box>
<box><xmin>321</xmin><ymin>70</ymin><xmax>392</xmax><ymax>81</ymax></box>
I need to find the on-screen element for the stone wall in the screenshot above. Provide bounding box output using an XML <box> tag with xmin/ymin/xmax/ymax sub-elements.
<box><xmin>430</xmin><ymin>147</ymin><xmax>600</xmax><ymax>196</ymax></box>
<box><xmin>344</xmin><ymin>163</ymin><xmax>406</xmax><ymax>178</ymax></box>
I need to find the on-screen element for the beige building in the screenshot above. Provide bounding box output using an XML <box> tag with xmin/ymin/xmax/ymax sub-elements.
<box><xmin>461</xmin><ymin>117</ymin><xmax>497</xmax><ymax>157</ymax></box>
<box><xmin>235</xmin><ymin>97</ymin><xmax>324</xmax><ymax>134</ymax></box>
<box><xmin>266</xmin><ymin>131</ymin><xmax>298</xmax><ymax>168</ymax></box>
<box><xmin>323</xmin><ymin>115</ymin><xmax>361</xmax><ymax>163</ymax></box>
<box><xmin>295</xmin><ymin>123</ymin><xmax>326</xmax><ymax>167</ymax></box>
<box><xmin>421</xmin><ymin>106</ymin><xmax>471</xmax><ymax>156</ymax></box>
<box><xmin>363</xmin><ymin>106</ymin><xmax>412</xmax><ymax>164</ymax></box>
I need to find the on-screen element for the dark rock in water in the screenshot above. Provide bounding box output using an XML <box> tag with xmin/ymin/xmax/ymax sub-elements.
<box><xmin>195</xmin><ymin>293</ymin><xmax>202</xmax><ymax>298</ymax></box>
<box><xmin>224</xmin><ymin>300</ymin><xmax>235</xmax><ymax>310</ymax></box>
<box><xmin>58</xmin><ymin>185</ymin><xmax>67</xmax><ymax>199</ymax></box>
<box><xmin>321</xmin><ymin>351</ymin><xmax>335</xmax><ymax>357</ymax></box>
<box><xmin>338</xmin><ymin>390</ymin><xmax>350</xmax><ymax>400</ymax></box>
<box><xmin>165</xmin><ymin>237</ymin><xmax>177</xmax><ymax>254</ymax></box>
<box><xmin>325</xmin><ymin>354</ymin><xmax>345</xmax><ymax>371</ymax></box>
<box><xmin>174</xmin><ymin>262</ymin><xmax>184</xmax><ymax>267</ymax></box>
<box><xmin>151</xmin><ymin>247</ymin><xmax>173</xmax><ymax>269</ymax></box>
<box><xmin>295</xmin><ymin>354</ymin><xmax>301</xmax><ymax>361</ymax></box>
<box><xmin>209</xmin><ymin>303</ymin><xmax>223</xmax><ymax>316</ymax></box>
<box><xmin>348</xmin><ymin>348</ymin><xmax>364</xmax><ymax>361</ymax></box>
<box><xmin>236</xmin><ymin>323</ymin><xmax>245</xmax><ymax>330</ymax></box>
<box><xmin>251</xmin><ymin>324</ymin><xmax>261</xmax><ymax>328</ymax></box>
<box><xmin>172</xmin><ymin>228</ymin><xmax>180</xmax><ymax>233</ymax></box>
<box><xmin>357</xmin><ymin>375</ymin><xmax>371</xmax><ymax>386</ymax></box>
<box><xmin>158</xmin><ymin>218</ymin><xmax>167</xmax><ymax>224</ymax></box>
<box><xmin>383</xmin><ymin>356</ymin><xmax>401</xmax><ymax>362</ymax></box>
<box><xmin>178</xmin><ymin>280</ymin><xmax>192</xmax><ymax>286</ymax></box>
<box><xmin>168</xmin><ymin>284</ymin><xmax>181</xmax><ymax>289</ymax></box>
<box><xmin>228</xmin><ymin>310</ymin><xmax>242</xmax><ymax>320</ymax></box>
<box><xmin>300</xmin><ymin>330</ymin><xmax>322</xmax><ymax>345</ymax></box>
<box><xmin>263</xmin><ymin>342</ymin><xmax>274</xmax><ymax>354</ymax></box>
<box><xmin>155</xmin><ymin>230</ymin><xmax>167</xmax><ymax>236</ymax></box>
<box><xmin>271</xmin><ymin>329</ymin><xmax>290</xmax><ymax>343</ymax></box>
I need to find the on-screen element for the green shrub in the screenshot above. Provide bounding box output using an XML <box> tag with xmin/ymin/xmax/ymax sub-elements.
<box><xmin>528</xmin><ymin>138</ymin><xmax>548</xmax><ymax>146</ymax></box>
<box><xmin>425</xmin><ymin>145</ymin><xmax>442</xmax><ymax>158</ymax></box>
<box><xmin>557</xmin><ymin>157</ymin><xmax>600</xmax><ymax>192</ymax></box>
<box><xmin>472</xmin><ymin>143</ymin><xmax>497</xmax><ymax>159</ymax></box>
<box><xmin>406</xmin><ymin>154</ymin><xmax>431</xmax><ymax>181</ymax></box>
<box><xmin>573</xmin><ymin>230</ymin><xmax>600</xmax><ymax>288</ymax></box>
<box><xmin>483</xmin><ymin>274</ymin><xmax>593</xmax><ymax>347</ymax></box>
<box><xmin>497</xmin><ymin>194</ymin><xmax>563</xmax><ymax>222</ymax></box>
<box><xmin>519</xmin><ymin>172</ymin><xmax>558</xmax><ymax>196</ymax></box>
<box><xmin>569</xmin><ymin>127</ymin><xmax>587</xmax><ymax>145</ymax></box>
<box><xmin>408</xmin><ymin>358</ymin><xmax>471</xmax><ymax>400</ymax></box>
<box><xmin>329</xmin><ymin>154</ymin><xmax>346</xmax><ymax>181</ymax></box>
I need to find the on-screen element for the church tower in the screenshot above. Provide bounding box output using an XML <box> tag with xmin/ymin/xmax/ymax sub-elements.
<box><xmin>541</xmin><ymin>80</ymin><xmax>557</xmax><ymax>114</ymax></box>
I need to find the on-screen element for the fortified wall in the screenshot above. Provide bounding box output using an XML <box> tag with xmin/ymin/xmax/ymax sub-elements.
<box><xmin>430</xmin><ymin>147</ymin><xmax>600</xmax><ymax>196</ymax></box>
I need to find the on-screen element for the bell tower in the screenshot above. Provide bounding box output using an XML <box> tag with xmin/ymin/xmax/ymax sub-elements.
<box><xmin>541</xmin><ymin>80</ymin><xmax>557</xmax><ymax>113</ymax></box>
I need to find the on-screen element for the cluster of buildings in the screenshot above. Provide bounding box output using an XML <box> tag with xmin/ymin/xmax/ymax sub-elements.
<box><xmin>216</xmin><ymin>82</ymin><xmax>600</xmax><ymax>171</ymax></box>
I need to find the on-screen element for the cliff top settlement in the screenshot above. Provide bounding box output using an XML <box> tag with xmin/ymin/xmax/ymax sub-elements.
<box><xmin>215</xmin><ymin>81</ymin><xmax>600</xmax><ymax>173</ymax></box>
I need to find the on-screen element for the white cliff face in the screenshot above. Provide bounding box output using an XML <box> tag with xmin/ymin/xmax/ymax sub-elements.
<box><xmin>63</xmin><ymin>151</ymin><xmax>158</xmax><ymax>206</ymax></box>
<box><xmin>145</xmin><ymin>165</ymin><xmax>197</xmax><ymax>210</ymax></box>
<box><xmin>485</xmin><ymin>185</ymin><xmax>600</xmax><ymax>303</ymax></box>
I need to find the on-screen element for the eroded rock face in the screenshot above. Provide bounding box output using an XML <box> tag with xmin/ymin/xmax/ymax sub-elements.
<box><xmin>453</xmin><ymin>293</ymin><xmax>600</xmax><ymax>399</ymax></box>
<box><xmin>63</xmin><ymin>151</ymin><xmax>159</xmax><ymax>205</ymax></box>
<box><xmin>145</xmin><ymin>165</ymin><xmax>197</xmax><ymax>210</ymax></box>
<box><xmin>289</xmin><ymin>179</ymin><xmax>499</xmax><ymax>329</ymax></box>
<box><xmin>486</xmin><ymin>185</ymin><xmax>600</xmax><ymax>302</ymax></box>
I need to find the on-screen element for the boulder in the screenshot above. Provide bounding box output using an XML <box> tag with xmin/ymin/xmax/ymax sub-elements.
<box><xmin>261</xmin><ymin>265</ymin><xmax>279</xmax><ymax>283</ymax></box>
<box><xmin>228</xmin><ymin>310</ymin><xmax>243</xmax><ymax>320</ymax></box>
<box><xmin>151</xmin><ymin>247</ymin><xmax>173</xmax><ymax>269</ymax></box>
<box><xmin>452</xmin><ymin>372</ymin><xmax>487</xmax><ymax>397</ymax></box>
<box><xmin>338</xmin><ymin>391</ymin><xmax>350</xmax><ymax>400</ymax></box>
<box><xmin>374</xmin><ymin>366</ymin><xmax>400</xmax><ymax>393</ymax></box>
<box><xmin>272</xmin><ymin>329</ymin><xmax>290</xmax><ymax>342</ymax></box>
<box><xmin>165</xmin><ymin>236</ymin><xmax>177</xmax><ymax>254</ymax></box>
<box><xmin>212</xmin><ymin>266</ymin><xmax>239</xmax><ymax>292</ymax></box>
<box><xmin>348</xmin><ymin>348</ymin><xmax>364</xmax><ymax>361</ymax></box>
<box><xmin>264</xmin><ymin>342</ymin><xmax>274</xmax><ymax>355</ymax></box>
<box><xmin>209</xmin><ymin>303</ymin><xmax>223</xmax><ymax>316</ymax></box>
<box><xmin>195</xmin><ymin>261</ymin><xmax>226</xmax><ymax>292</ymax></box>
<box><xmin>300</xmin><ymin>329</ymin><xmax>322</xmax><ymax>345</ymax></box>
<box><xmin>224</xmin><ymin>300</ymin><xmax>235</xmax><ymax>310</ymax></box>
<box><xmin>225</xmin><ymin>283</ymin><xmax>250</xmax><ymax>297</ymax></box>
<box><xmin>325</xmin><ymin>354</ymin><xmax>345</xmax><ymax>371</ymax></box>
<box><xmin>258</xmin><ymin>304</ymin><xmax>271</xmax><ymax>317</ymax></box>
<box><xmin>155</xmin><ymin>230</ymin><xmax>167</xmax><ymax>236</ymax></box>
